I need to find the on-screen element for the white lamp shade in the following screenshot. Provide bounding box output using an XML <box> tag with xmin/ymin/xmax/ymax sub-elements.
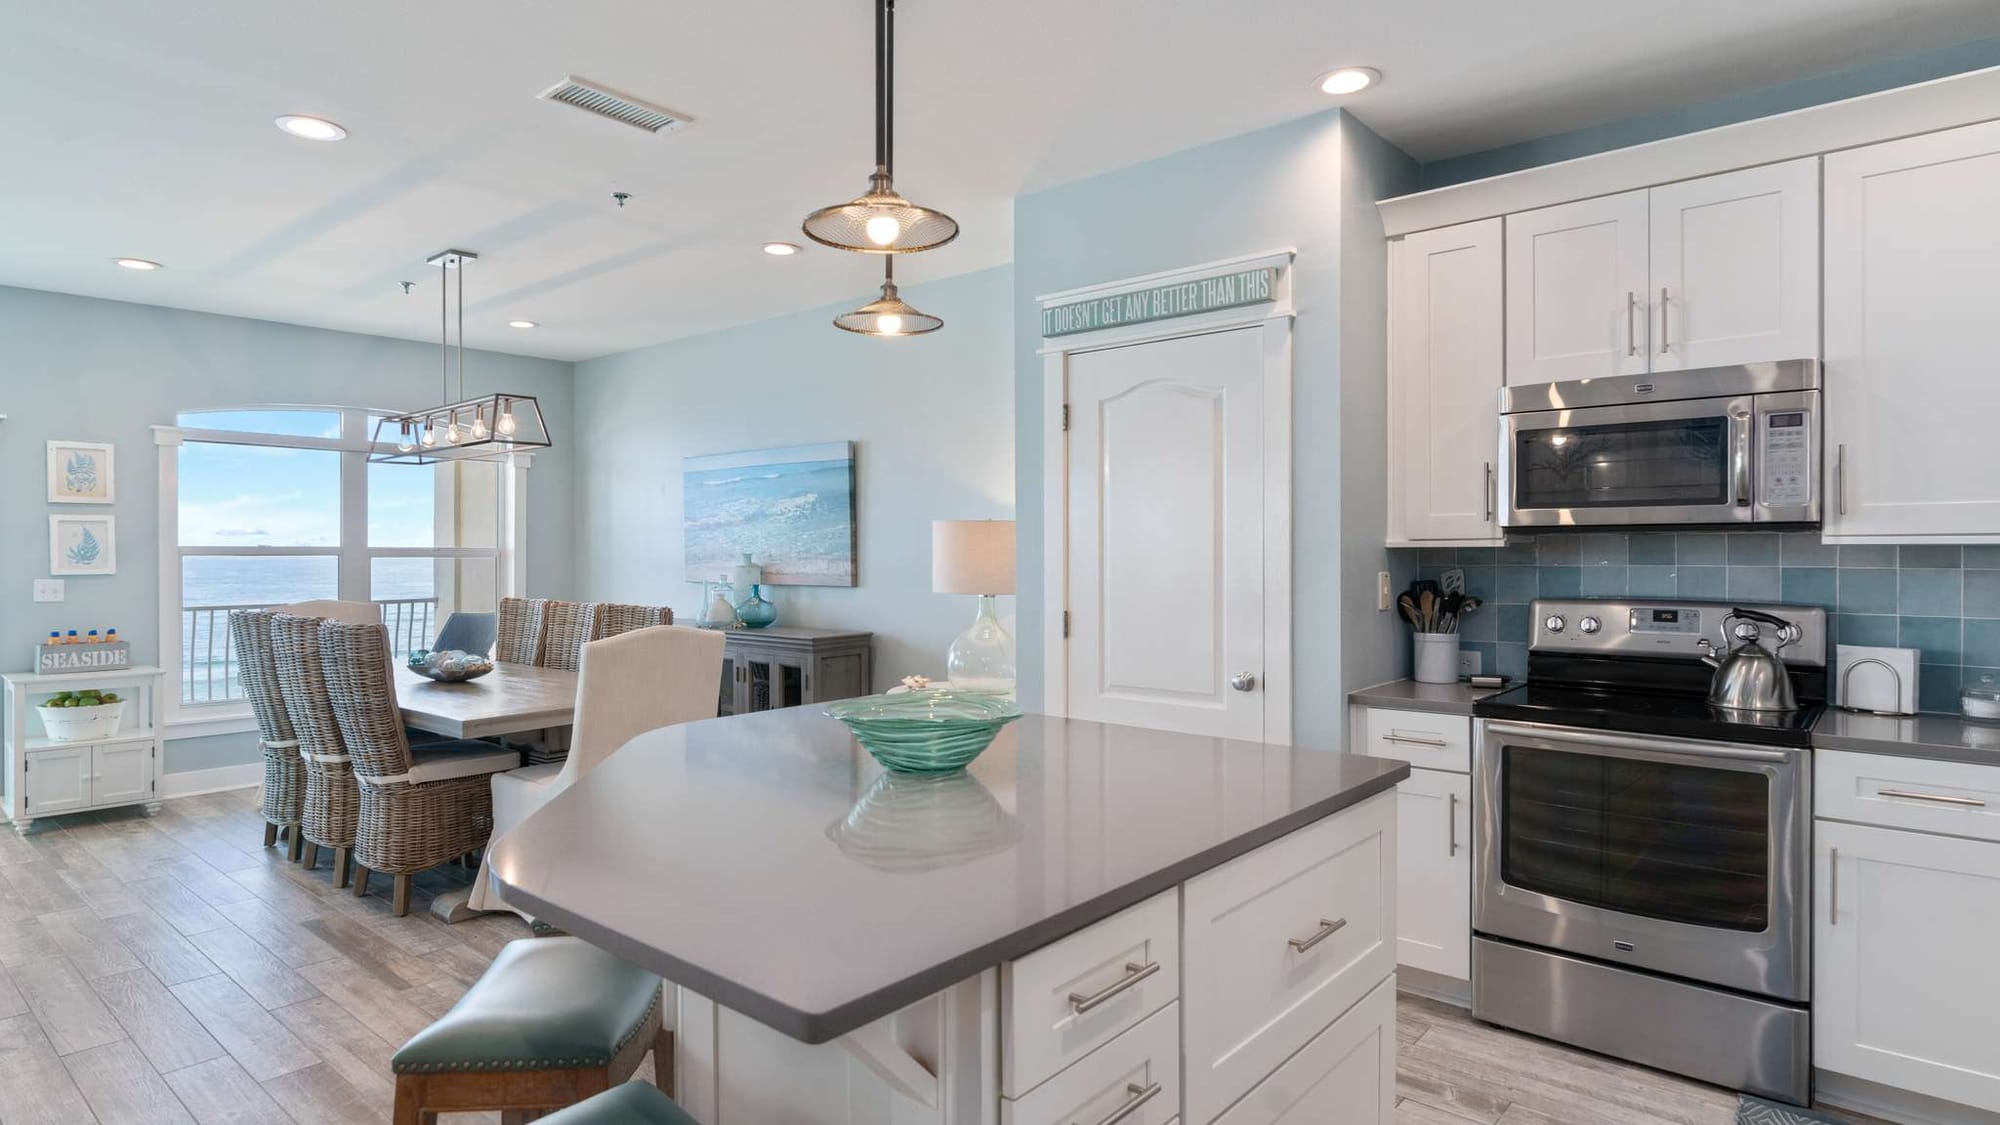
<box><xmin>932</xmin><ymin>520</ymin><xmax>1015</xmax><ymax>595</ymax></box>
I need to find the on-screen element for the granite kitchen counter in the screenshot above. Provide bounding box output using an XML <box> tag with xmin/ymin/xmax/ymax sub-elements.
<box><xmin>489</xmin><ymin>707</ymin><xmax>1407</xmax><ymax>1044</ymax></box>
<box><xmin>1348</xmin><ymin>677</ymin><xmax>1507</xmax><ymax>716</ymax></box>
<box><xmin>1813</xmin><ymin>709</ymin><xmax>2000</xmax><ymax>765</ymax></box>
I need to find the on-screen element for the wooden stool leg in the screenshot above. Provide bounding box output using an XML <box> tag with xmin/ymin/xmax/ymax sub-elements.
<box><xmin>301</xmin><ymin>842</ymin><xmax>319</xmax><ymax>870</ymax></box>
<box><xmin>353</xmin><ymin>866</ymin><xmax>371</xmax><ymax>897</ymax></box>
<box><xmin>391</xmin><ymin>1075</ymin><xmax>430</xmax><ymax>1125</ymax></box>
<box><xmin>263</xmin><ymin>822</ymin><xmax>278</xmax><ymax>848</ymax></box>
<box><xmin>654</xmin><ymin>1027</ymin><xmax>675</xmax><ymax>1098</ymax></box>
<box><xmin>392</xmin><ymin>874</ymin><xmax>412</xmax><ymax>917</ymax></box>
<box><xmin>287</xmin><ymin>829</ymin><xmax>304</xmax><ymax>863</ymax></box>
<box><xmin>333</xmin><ymin>847</ymin><xmax>352</xmax><ymax>889</ymax></box>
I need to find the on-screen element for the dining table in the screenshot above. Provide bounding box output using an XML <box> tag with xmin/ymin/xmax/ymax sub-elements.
<box><xmin>395</xmin><ymin>660</ymin><xmax>578</xmax><ymax>922</ymax></box>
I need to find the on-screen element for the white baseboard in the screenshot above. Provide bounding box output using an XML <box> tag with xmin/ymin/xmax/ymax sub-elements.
<box><xmin>161</xmin><ymin>763</ymin><xmax>261</xmax><ymax>799</ymax></box>
<box><xmin>1397</xmin><ymin>964</ymin><xmax>1472</xmax><ymax>1008</ymax></box>
<box><xmin>1816</xmin><ymin>1070</ymin><xmax>2000</xmax><ymax>1125</ymax></box>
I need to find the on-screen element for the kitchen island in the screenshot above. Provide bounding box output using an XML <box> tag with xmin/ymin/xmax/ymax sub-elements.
<box><xmin>491</xmin><ymin>707</ymin><xmax>1408</xmax><ymax>1125</ymax></box>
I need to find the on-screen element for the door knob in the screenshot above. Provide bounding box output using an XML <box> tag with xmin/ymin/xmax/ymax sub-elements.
<box><xmin>1231</xmin><ymin>671</ymin><xmax>1257</xmax><ymax>692</ymax></box>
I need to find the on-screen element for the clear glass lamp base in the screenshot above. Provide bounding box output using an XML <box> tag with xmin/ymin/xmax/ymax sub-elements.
<box><xmin>947</xmin><ymin>595</ymin><xmax>1016</xmax><ymax>694</ymax></box>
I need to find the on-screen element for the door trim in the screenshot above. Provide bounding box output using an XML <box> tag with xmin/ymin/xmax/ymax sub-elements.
<box><xmin>1040</xmin><ymin>250</ymin><xmax>1295</xmax><ymax>745</ymax></box>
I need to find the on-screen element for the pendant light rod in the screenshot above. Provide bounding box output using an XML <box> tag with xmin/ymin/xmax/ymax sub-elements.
<box><xmin>456</xmin><ymin>253</ymin><xmax>465</xmax><ymax>400</ymax></box>
<box><xmin>879</xmin><ymin>0</ymin><xmax>893</xmax><ymax>175</ymax></box>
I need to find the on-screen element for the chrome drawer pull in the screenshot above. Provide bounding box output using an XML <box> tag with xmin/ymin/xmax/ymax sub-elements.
<box><xmin>1288</xmin><ymin>916</ymin><xmax>1347</xmax><ymax>953</ymax></box>
<box><xmin>1068</xmin><ymin>961</ymin><xmax>1160</xmax><ymax>1014</ymax></box>
<box><xmin>1079</xmin><ymin>1082</ymin><xmax>1162</xmax><ymax>1125</ymax></box>
<box><xmin>1383</xmin><ymin>732</ymin><xmax>1448</xmax><ymax>748</ymax></box>
<box><xmin>1877</xmin><ymin>788</ymin><xmax>1987</xmax><ymax>808</ymax></box>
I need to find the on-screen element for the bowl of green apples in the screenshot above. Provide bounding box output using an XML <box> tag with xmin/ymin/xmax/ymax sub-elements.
<box><xmin>36</xmin><ymin>689</ymin><xmax>126</xmax><ymax>742</ymax></box>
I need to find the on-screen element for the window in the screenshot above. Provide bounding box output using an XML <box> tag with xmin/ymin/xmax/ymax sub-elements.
<box><xmin>161</xmin><ymin>407</ymin><xmax>523</xmax><ymax>723</ymax></box>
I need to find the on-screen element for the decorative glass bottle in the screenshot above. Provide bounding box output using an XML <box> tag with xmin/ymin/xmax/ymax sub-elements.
<box><xmin>698</xmin><ymin>577</ymin><xmax>741</xmax><ymax>630</ymax></box>
<box><xmin>735</xmin><ymin>584</ymin><xmax>777</xmax><ymax>629</ymax></box>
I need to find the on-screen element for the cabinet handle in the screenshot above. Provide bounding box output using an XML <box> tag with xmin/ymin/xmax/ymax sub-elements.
<box><xmin>1078</xmin><ymin>1082</ymin><xmax>1162</xmax><ymax>1125</ymax></box>
<box><xmin>1829</xmin><ymin>846</ymin><xmax>1838</xmax><ymax>927</ymax></box>
<box><xmin>1483</xmin><ymin>462</ymin><xmax>1494</xmax><ymax>523</ymax></box>
<box><xmin>1068</xmin><ymin>961</ymin><xmax>1160</xmax><ymax>1014</ymax></box>
<box><xmin>1659</xmin><ymin>287</ymin><xmax>1670</xmax><ymax>354</ymax></box>
<box><xmin>1383</xmin><ymin>732</ymin><xmax>1448</xmax><ymax>748</ymax></box>
<box><xmin>1877</xmin><ymin>788</ymin><xmax>1987</xmax><ymax>808</ymax></box>
<box><xmin>1448</xmin><ymin>792</ymin><xmax>1459</xmax><ymax>857</ymax></box>
<box><xmin>1836</xmin><ymin>445</ymin><xmax>1847</xmax><ymax>516</ymax></box>
<box><xmin>1288</xmin><ymin>916</ymin><xmax>1347</xmax><ymax>953</ymax></box>
<box><xmin>1626</xmin><ymin>292</ymin><xmax>1638</xmax><ymax>356</ymax></box>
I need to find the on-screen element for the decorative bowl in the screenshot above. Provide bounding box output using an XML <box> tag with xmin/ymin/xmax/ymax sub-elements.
<box><xmin>826</xmin><ymin>690</ymin><xmax>1022</xmax><ymax>773</ymax></box>
<box><xmin>35</xmin><ymin>700</ymin><xmax>126</xmax><ymax>742</ymax></box>
<box><xmin>407</xmin><ymin>649</ymin><xmax>495</xmax><ymax>684</ymax></box>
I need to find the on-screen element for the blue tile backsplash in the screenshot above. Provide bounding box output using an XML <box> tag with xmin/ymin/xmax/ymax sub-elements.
<box><xmin>1402</xmin><ymin>533</ymin><xmax>2000</xmax><ymax>712</ymax></box>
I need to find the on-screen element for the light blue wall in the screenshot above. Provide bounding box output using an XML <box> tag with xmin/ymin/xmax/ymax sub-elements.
<box><xmin>0</xmin><ymin>286</ymin><xmax>577</xmax><ymax>774</ymax></box>
<box><xmin>1013</xmin><ymin>110</ymin><xmax>1417</xmax><ymax>750</ymax></box>
<box><xmin>1420</xmin><ymin>38</ymin><xmax>2000</xmax><ymax>189</ymax></box>
<box><xmin>571</xmin><ymin>267</ymin><xmax>1015</xmax><ymax>689</ymax></box>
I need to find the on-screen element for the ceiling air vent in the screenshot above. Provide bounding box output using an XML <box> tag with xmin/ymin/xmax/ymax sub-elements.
<box><xmin>536</xmin><ymin>76</ymin><xmax>691</xmax><ymax>134</ymax></box>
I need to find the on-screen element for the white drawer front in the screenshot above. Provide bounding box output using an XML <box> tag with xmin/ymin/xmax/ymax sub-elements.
<box><xmin>1002</xmin><ymin>888</ymin><xmax>1180</xmax><ymax>1098</ymax></box>
<box><xmin>1817</xmin><ymin>750</ymin><xmax>2000</xmax><ymax>843</ymax></box>
<box><xmin>1213</xmin><ymin>975</ymin><xmax>1396</xmax><ymax>1125</ymax></box>
<box><xmin>1361</xmin><ymin>709</ymin><xmax>1470</xmax><ymax>773</ymax></box>
<box><xmin>1183</xmin><ymin>792</ymin><xmax>1396</xmax><ymax>1125</ymax></box>
<box><xmin>1002</xmin><ymin>1001</ymin><xmax>1180</xmax><ymax>1125</ymax></box>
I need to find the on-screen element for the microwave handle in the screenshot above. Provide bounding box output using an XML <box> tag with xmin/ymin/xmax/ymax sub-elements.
<box><xmin>1732</xmin><ymin>408</ymin><xmax>1753</xmax><ymax>507</ymax></box>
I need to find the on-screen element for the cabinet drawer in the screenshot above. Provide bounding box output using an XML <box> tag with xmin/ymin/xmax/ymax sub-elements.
<box><xmin>1817</xmin><ymin>750</ymin><xmax>2000</xmax><ymax>843</ymax></box>
<box><xmin>1002</xmin><ymin>888</ymin><xmax>1180</xmax><ymax>1098</ymax></box>
<box><xmin>1183</xmin><ymin>792</ymin><xmax>1395</xmax><ymax>1125</ymax></box>
<box><xmin>1213</xmin><ymin>976</ymin><xmax>1396</xmax><ymax>1125</ymax></box>
<box><xmin>1361</xmin><ymin>709</ymin><xmax>1469</xmax><ymax>773</ymax></box>
<box><xmin>1002</xmin><ymin>1001</ymin><xmax>1179</xmax><ymax>1125</ymax></box>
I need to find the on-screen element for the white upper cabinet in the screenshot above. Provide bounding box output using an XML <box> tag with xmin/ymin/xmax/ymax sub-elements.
<box><xmin>1503</xmin><ymin>161</ymin><xmax>1819</xmax><ymax>385</ymax></box>
<box><xmin>1649</xmin><ymin>159</ymin><xmax>1820</xmax><ymax>372</ymax></box>
<box><xmin>1390</xmin><ymin>218</ymin><xmax>1504</xmax><ymax>543</ymax></box>
<box><xmin>1824</xmin><ymin>121</ymin><xmax>2000</xmax><ymax>541</ymax></box>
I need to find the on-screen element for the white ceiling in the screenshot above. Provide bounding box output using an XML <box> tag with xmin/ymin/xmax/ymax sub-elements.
<box><xmin>3</xmin><ymin>0</ymin><xmax>1995</xmax><ymax>362</ymax></box>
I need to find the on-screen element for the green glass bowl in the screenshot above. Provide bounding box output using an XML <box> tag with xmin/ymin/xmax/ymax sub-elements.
<box><xmin>826</xmin><ymin>690</ymin><xmax>1022</xmax><ymax>773</ymax></box>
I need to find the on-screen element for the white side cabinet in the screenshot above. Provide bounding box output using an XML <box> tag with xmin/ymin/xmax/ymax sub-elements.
<box><xmin>3</xmin><ymin>666</ymin><xmax>166</xmax><ymax>834</ymax></box>
<box><xmin>1389</xmin><ymin>218</ymin><xmax>1504</xmax><ymax>545</ymax></box>
<box><xmin>1823</xmin><ymin>119</ymin><xmax>2000</xmax><ymax>541</ymax></box>
<box><xmin>1354</xmin><ymin>707</ymin><xmax>1472</xmax><ymax>986</ymax></box>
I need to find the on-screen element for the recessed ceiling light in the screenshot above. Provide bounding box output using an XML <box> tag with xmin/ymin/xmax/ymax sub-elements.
<box><xmin>762</xmin><ymin>242</ymin><xmax>801</xmax><ymax>256</ymax></box>
<box><xmin>113</xmin><ymin>258</ymin><xmax>162</xmax><ymax>271</ymax></box>
<box><xmin>275</xmin><ymin>114</ymin><xmax>348</xmax><ymax>141</ymax></box>
<box><xmin>1315</xmin><ymin>67</ymin><xmax>1380</xmax><ymax>96</ymax></box>
<box><xmin>508</xmin><ymin>320</ymin><xmax>538</xmax><ymax>329</ymax></box>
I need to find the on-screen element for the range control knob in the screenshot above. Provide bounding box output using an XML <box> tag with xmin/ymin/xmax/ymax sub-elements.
<box><xmin>1544</xmin><ymin>614</ymin><xmax>1567</xmax><ymax>634</ymax></box>
<box><xmin>1579</xmin><ymin>616</ymin><xmax>1602</xmax><ymax>635</ymax></box>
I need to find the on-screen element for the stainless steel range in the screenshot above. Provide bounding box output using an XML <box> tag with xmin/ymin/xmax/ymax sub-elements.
<box><xmin>1471</xmin><ymin>598</ymin><xmax>1827</xmax><ymax>1105</ymax></box>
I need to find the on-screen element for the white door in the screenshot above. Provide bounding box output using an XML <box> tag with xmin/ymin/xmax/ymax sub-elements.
<box><xmin>1391</xmin><ymin>219</ymin><xmax>1503</xmax><ymax>542</ymax></box>
<box><xmin>1824</xmin><ymin>121</ymin><xmax>2000</xmax><ymax>539</ymax></box>
<box><xmin>92</xmin><ymin>743</ymin><xmax>152</xmax><ymax>806</ymax></box>
<box><xmin>23</xmin><ymin>747</ymin><xmax>91</xmax><ymax>815</ymax></box>
<box><xmin>1395</xmin><ymin>768</ymin><xmax>1471</xmax><ymax>980</ymax></box>
<box><xmin>1816</xmin><ymin>819</ymin><xmax>2000</xmax><ymax>1111</ymax></box>
<box><xmin>1649</xmin><ymin>158</ymin><xmax>1820</xmax><ymax>372</ymax></box>
<box><xmin>1065</xmin><ymin>325</ymin><xmax>1274</xmax><ymax>741</ymax></box>
<box><xmin>1505</xmin><ymin>190</ymin><xmax>1650</xmax><ymax>384</ymax></box>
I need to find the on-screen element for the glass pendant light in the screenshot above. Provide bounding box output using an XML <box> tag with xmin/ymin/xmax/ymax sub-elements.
<box><xmin>801</xmin><ymin>0</ymin><xmax>958</xmax><ymax>255</ymax></box>
<box><xmin>834</xmin><ymin>256</ymin><xmax>941</xmax><ymax>336</ymax></box>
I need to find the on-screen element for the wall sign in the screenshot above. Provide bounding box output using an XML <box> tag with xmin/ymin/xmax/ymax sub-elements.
<box><xmin>1040</xmin><ymin>267</ymin><xmax>1276</xmax><ymax>337</ymax></box>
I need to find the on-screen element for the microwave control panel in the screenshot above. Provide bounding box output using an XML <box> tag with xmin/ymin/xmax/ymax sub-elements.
<box><xmin>1762</xmin><ymin>411</ymin><xmax>1811</xmax><ymax>505</ymax></box>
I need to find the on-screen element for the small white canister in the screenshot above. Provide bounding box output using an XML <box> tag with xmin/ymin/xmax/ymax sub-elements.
<box><xmin>1413</xmin><ymin>634</ymin><xmax>1461</xmax><ymax>685</ymax></box>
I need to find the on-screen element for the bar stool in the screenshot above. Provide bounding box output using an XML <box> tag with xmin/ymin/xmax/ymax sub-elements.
<box><xmin>536</xmin><ymin>1082</ymin><xmax>697</xmax><ymax>1124</ymax></box>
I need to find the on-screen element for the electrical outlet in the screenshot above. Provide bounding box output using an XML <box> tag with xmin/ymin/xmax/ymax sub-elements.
<box><xmin>1458</xmin><ymin>650</ymin><xmax>1482</xmax><ymax>676</ymax></box>
<box><xmin>33</xmin><ymin>579</ymin><xmax>63</xmax><ymax>603</ymax></box>
<box><xmin>1377</xmin><ymin>571</ymin><xmax>1392</xmax><ymax>611</ymax></box>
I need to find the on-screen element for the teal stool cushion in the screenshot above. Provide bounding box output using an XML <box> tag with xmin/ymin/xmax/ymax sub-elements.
<box><xmin>537</xmin><ymin>1082</ymin><xmax>699</xmax><ymax>1124</ymax></box>
<box><xmin>392</xmin><ymin>936</ymin><xmax>662</xmax><ymax>1074</ymax></box>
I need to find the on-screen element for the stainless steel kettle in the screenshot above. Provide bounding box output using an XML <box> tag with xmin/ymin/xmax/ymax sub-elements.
<box><xmin>1698</xmin><ymin>607</ymin><xmax>1801</xmax><ymax>712</ymax></box>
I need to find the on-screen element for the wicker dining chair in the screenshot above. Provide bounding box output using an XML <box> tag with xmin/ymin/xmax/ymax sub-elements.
<box><xmin>495</xmin><ymin>596</ymin><xmax>548</xmax><ymax>665</ymax></box>
<box><xmin>269</xmin><ymin>612</ymin><xmax>363</xmax><ymax>885</ymax></box>
<box><xmin>595</xmin><ymin>603</ymin><xmax>672</xmax><ymax>637</ymax></box>
<box><xmin>230</xmin><ymin>609</ymin><xmax>304</xmax><ymax>861</ymax></box>
<box><xmin>319</xmin><ymin>619</ymin><xmax>519</xmax><ymax>916</ymax></box>
<box><xmin>539</xmin><ymin>601</ymin><xmax>602</xmax><ymax>672</ymax></box>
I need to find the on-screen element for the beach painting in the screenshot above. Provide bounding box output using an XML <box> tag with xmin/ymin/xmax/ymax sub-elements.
<box><xmin>683</xmin><ymin>442</ymin><xmax>856</xmax><ymax>587</ymax></box>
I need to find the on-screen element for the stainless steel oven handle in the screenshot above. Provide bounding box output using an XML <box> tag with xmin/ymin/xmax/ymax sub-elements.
<box><xmin>1732</xmin><ymin>408</ymin><xmax>1752</xmax><ymax>507</ymax></box>
<box><xmin>1481</xmin><ymin>720</ymin><xmax>1793</xmax><ymax>763</ymax></box>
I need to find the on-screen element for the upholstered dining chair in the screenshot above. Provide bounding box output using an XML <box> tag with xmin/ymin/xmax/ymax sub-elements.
<box><xmin>431</xmin><ymin>611</ymin><xmax>497</xmax><ymax>657</ymax></box>
<box><xmin>230</xmin><ymin>609</ymin><xmax>304</xmax><ymax>860</ymax></box>
<box><xmin>467</xmin><ymin>625</ymin><xmax>726</xmax><ymax>918</ymax></box>
<box><xmin>595</xmin><ymin>603</ymin><xmax>672</xmax><ymax>638</ymax></box>
<box><xmin>539</xmin><ymin>600</ymin><xmax>603</xmax><ymax>673</ymax></box>
<box><xmin>319</xmin><ymin>618</ymin><xmax>520</xmax><ymax>916</ymax></box>
<box><xmin>495</xmin><ymin>596</ymin><xmax>548</xmax><ymax>665</ymax></box>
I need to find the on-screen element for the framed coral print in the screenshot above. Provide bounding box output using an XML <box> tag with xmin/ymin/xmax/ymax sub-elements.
<box><xmin>48</xmin><ymin>441</ymin><xmax>115</xmax><ymax>504</ymax></box>
<box><xmin>50</xmin><ymin>515</ymin><xmax>116</xmax><ymax>576</ymax></box>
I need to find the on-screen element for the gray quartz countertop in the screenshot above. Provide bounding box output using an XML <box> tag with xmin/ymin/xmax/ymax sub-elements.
<box><xmin>1812</xmin><ymin>709</ymin><xmax>2000</xmax><ymax>764</ymax></box>
<box><xmin>489</xmin><ymin>707</ymin><xmax>1407</xmax><ymax>1045</ymax></box>
<box><xmin>1347</xmin><ymin>678</ymin><xmax>1507</xmax><ymax>716</ymax></box>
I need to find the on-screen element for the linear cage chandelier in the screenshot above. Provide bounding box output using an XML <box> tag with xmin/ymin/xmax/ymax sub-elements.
<box><xmin>369</xmin><ymin>249</ymin><xmax>551</xmax><ymax>465</ymax></box>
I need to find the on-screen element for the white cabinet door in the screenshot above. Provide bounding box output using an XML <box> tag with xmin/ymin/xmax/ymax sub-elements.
<box><xmin>1816</xmin><ymin>819</ymin><xmax>2000</xmax><ymax>1112</ymax></box>
<box><xmin>1824</xmin><ymin>120</ymin><xmax>2000</xmax><ymax>540</ymax></box>
<box><xmin>1505</xmin><ymin>191</ymin><xmax>1650</xmax><ymax>385</ymax></box>
<box><xmin>1391</xmin><ymin>219</ymin><xmax>1503</xmax><ymax>542</ymax></box>
<box><xmin>1394</xmin><ymin>769</ymin><xmax>1470</xmax><ymax>981</ymax></box>
<box><xmin>1212</xmin><ymin>977</ymin><xmax>1395</xmax><ymax>1125</ymax></box>
<box><xmin>92</xmin><ymin>743</ymin><xmax>152</xmax><ymax>806</ymax></box>
<box><xmin>23</xmin><ymin>747</ymin><xmax>91</xmax><ymax>816</ymax></box>
<box><xmin>1648</xmin><ymin>158</ymin><xmax>1819</xmax><ymax>372</ymax></box>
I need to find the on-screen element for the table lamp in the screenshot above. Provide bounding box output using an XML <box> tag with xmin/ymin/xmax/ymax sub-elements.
<box><xmin>932</xmin><ymin>520</ymin><xmax>1015</xmax><ymax>693</ymax></box>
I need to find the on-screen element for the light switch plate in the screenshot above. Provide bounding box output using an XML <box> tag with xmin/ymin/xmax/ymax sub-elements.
<box><xmin>1458</xmin><ymin>650</ymin><xmax>1482</xmax><ymax>676</ymax></box>
<box><xmin>33</xmin><ymin>579</ymin><xmax>64</xmax><ymax>603</ymax></box>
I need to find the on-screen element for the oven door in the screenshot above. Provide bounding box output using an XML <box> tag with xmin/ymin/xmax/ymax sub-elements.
<box><xmin>1502</xmin><ymin>394</ymin><xmax>1759</xmax><ymax>528</ymax></box>
<box><xmin>1474</xmin><ymin>720</ymin><xmax>1809</xmax><ymax>1001</ymax></box>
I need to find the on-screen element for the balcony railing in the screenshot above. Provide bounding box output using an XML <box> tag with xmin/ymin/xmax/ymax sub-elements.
<box><xmin>181</xmin><ymin>597</ymin><xmax>438</xmax><ymax>705</ymax></box>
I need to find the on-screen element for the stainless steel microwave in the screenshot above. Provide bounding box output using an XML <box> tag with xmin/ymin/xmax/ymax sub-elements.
<box><xmin>1499</xmin><ymin>359</ymin><xmax>1820</xmax><ymax>529</ymax></box>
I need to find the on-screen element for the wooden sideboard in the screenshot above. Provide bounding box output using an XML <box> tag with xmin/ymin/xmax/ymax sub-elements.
<box><xmin>717</xmin><ymin>627</ymin><xmax>873</xmax><ymax>716</ymax></box>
